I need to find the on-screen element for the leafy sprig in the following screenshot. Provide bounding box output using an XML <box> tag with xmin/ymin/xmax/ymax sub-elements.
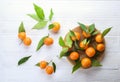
<box><xmin>28</xmin><ymin>4</ymin><xmax>54</xmax><ymax>30</ymax></box>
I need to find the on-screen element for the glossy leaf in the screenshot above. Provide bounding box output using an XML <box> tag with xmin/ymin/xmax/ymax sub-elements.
<box><xmin>65</xmin><ymin>33</ymin><xmax>73</xmax><ymax>48</ymax></box>
<box><xmin>102</xmin><ymin>27</ymin><xmax>112</xmax><ymax>37</ymax></box>
<box><xmin>33</xmin><ymin>4</ymin><xmax>45</xmax><ymax>20</ymax></box>
<box><xmin>18</xmin><ymin>22</ymin><xmax>25</xmax><ymax>33</ymax></box>
<box><xmin>59</xmin><ymin>36</ymin><xmax>66</xmax><ymax>47</ymax></box>
<box><xmin>92</xmin><ymin>30</ymin><xmax>99</xmax><ymax>36</ymax></box>
<box><xmin>52</xmin><ymin>62</ymin><xmax>56</xmax><ymax>73</ymax></box>
<box><xmin>92</xmin><ymin>59</ymin><xmax>102</xmax><ymax>66</ymax></box>
<box><xmin>32</xmin><ymin>21</ymin><xmax>48</xmax><ymax>29</ymax></box>
<box><xmin>60</xmin><ymin>47</ymin><xmax>68</xmax><ymax>58</ymax></box>
<box><xmin>69</xmin><ymin>30</ymin><xmax>75</xmax><ymax>37</ymax></box>
<box><xmin>48</xmin><ymin>24</ymin><xmax>54</xmax><ymax>29</ymax></box>
<box><xmin>35</xmin><ymin>62</ymin><xmax>40</xmax><ymax>67</ymax></box>
<box><xmin>18</xmin><ymin>56</ymin><xmax>31</xmax><ymax>66</ymax></box>
<box><xmin>36</xmin><ymin>36</ymin><xmax>48</xmax><ymax>51</ymax></box>
<box><xmin>27</xmin><ymin>14</ymin><xmax>41</xmax><ymax>21</ymax></box>
<box><xmin>72</xmin><ymin>61</ymin><xmax>81</xmax><ymax>73</ymax></box>
<box><xmin>89</xmin><ymin>24</ymin><xmax>95</xmax><ymax>33</ymax></box>
<box><xmin>78</xmin><ymin>22</ymin><xmax>87</xmax><ymax>32</ymax></box>
<box><xmin>49</xmin><ymin>8</ymin><xmax>54</xmax><ymax>21</ymax></box>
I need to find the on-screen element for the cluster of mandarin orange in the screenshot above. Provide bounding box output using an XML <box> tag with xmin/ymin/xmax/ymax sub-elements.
<box><xmin>18</xmin><ymin>32</ymin><xmax>32</xmax><ymax>46</ymax></box>
<box><xmin>18</xmin><ymin>22</ymin><xmax>60</xmax><ymax>46</ymax></box>
<box><xmin>39</xmin><ymin>61</ymin><xmax>54</xmax><ymax>75</ymax></box>
<box><xmin>69</xmin><ymin>31</ymin><xmax>105</xmax><ymax>68</ymax></box>
<box><xmin>18</xmin><ymin>22</ymin><xmax>60</xmax><ymax>75</ymax></box>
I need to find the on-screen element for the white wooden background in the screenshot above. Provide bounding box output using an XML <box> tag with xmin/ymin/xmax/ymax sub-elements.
<box><xmin>0</xmin><ymin>0</ymin><xmax>120</xmax><ymax>82</ymax></box>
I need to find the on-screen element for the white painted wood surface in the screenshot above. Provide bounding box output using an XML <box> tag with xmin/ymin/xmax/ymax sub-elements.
<box><xmin>0</xmin><ymin>0</ymin><xmax>120</xmax><ymax>82</ymax></box>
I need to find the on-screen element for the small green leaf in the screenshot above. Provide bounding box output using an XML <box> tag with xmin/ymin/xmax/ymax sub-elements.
<box><xmin>36</xmin><ymin>36</ymin><xmax>48</xmax><ymax>51</ymax></box>
<box><xmin>59</xmin><ymin>36</ymin><xmax>66</xmax><ymax>47</ymax></box>
<box><xmin>32</xmin><ymin>21</ymin><xmax>48</xmax><ymax>29</ymax></box>
<box><xmin>92</xmin><ymin>59</ymin><xmax>102</xmax><ymax>67</ymax></box>
<box><xmin>92</xmin><ymin>30</ymin><xmax>99</xmax><ymax>36</ymax></box>
<box><xmin>89</xmin><ymin>24</ymin><xmax>95</xmax><ymax>33</ymax></box>
<box><xmin>60</xmin><ymin>47</ymin><xmax>68</xmax><ymax>58</ymax></box>
<box><xmin>48</xmin><ymin>24</ymin><xmax>54</xmax><ymax>29</ymax></box>
<box><xmin>49</xmin><ymin>8</ymin><xmax>54</xmax><ymax>21</ymax></box>
<box><xmin>65</xmin><ymin>33</ymin><xmax>73</xmax><ymax>48</ymax></box>
<box><xmin>33</xmin><ymin>3</ymin><xmax>45</xmax><ymax>20</ymax></box>
<box><xmin>102</xmin><ymin>27</ymin><xmax>112</xmax><ymax>37</ymax></box>
<box><xmin>52</xmin><ymin>62</ymin><xmax>56</xmax><ymax>73</ymax></box>
<box><xmin>35</xmin><ymin>62</ymin><xmax>40</xmax><ymax>67</ymax></box>
<box><xmin>72</xmin><ymin>61</ymin><xmax>81</xmax><ymax>73</ymax></box>
<box><xmin>18</xmin><ymin>22</ymin><xmax>25</xmax><ymax>33</ymax></box>
<box><xmin>78</xmin><ymin>22</ymin><xmax>87</xmax><ymax>32</ymax></box>
<box><xmin>69</xmin><ymin>30</ymin><xmax>75</xmax><ymax>37</ymax></box>
<box><xmin>18</xmin><ymin>56</ymin><xmax>31</xmax><ymax>66</ymax></box>
<box><xmin>27</xmin><ymin>14</ymin><xmax>41</xmax><ymax>21</ymax></box>
<box><xmin>83</xmin><ymin>39</ymin><xmax>87</xmax><ymax>44</ymax></box>
<box><xmin>74</xmin><ymin>41</ymin><xmax>80</xmax><ymax>49</ymax></box>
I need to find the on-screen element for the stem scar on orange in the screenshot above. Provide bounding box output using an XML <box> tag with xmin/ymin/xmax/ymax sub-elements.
<box><xmin>97</xmin><ymin>43</ymin><xmax>105</xmax><ymax>52</ymax></box>
<box><xmin>18</xmin><ymin>32</ymin><xmax>26</xmax><ymax>40</ymax></box>
<box><xmin>44</xmin><ymin>37</ymin><xmax>54</xmax><ymax>46</ymax></box>
<box><xmin>81</xmin><ymin>57</ymin><xmax>91</xmax><ymax>68</ymax></box>
<box><xmin>69</xmin><ymin>51</ymin><xmax>80</xmax><ymax>60</ymax></box>
<box><xmin>23</xmin><ymin>37</ymin><xmax>32</xmax><ymax>46</ymax></box>
<box><xmin>85</xmin><ymin>47</ymin><xmax>96</xmax><ymax>57</ymax></box>
<box><xmin>40</xmin><ymin>61</ymin><xmax>48</xmax><ymax>69</ymax></box>
<box><xmin>52</xmin><ymin>22</ymin><xmax>60</xmax><ymax>32</ymax></box>
<box><xmin>45</xmin><ymin>66</ymin><xmax>54</xmax><ymax>75</ymax></box>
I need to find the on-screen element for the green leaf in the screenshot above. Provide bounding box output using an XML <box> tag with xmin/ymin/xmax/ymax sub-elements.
<box><xmin>60</xmin><ymin>47</ymin><xmax>68</xmax><ymax>58</ymax></box>
<box><xmin>35</xmin><ymin>62</ymin><xmax>40</xmax><ymax>67</ymax></box>
<box><xmin>72</xmin><ymin>61</ymin><xmax>81</xmax><ymax>73</ymax></box>
<box><xmin>33</xmin><ymin>3</ymin><xmax>45</xmax><ymax>20</ymax></box>
<box><xmin>65</xmin><ymin>33</ymin><xmax>73</xmax><ymax>48</ymax></box>
<box><xmin>18</xmin><ymin>56</ymin><xmax>31</xmax><ymax>66</ymax></box>
<box><xmin>92</xmin><ymin>59</ymin><xmax>102</xmax><ymax>67</ymax></box>
<box><xmin>49</xmin><ymin>8</ymin><xmax>54</xmax><ymax>21</ymax></box>
<box><xmin>92</xmin><ymin>30</ymin><xmax>99</xmax><ymax>36</ymax></box>
<box><xmin>48</xmin><ymin>24</ymin><xmax>54</xmax><ymax>29</ymax></box>
<box><xmin>89</xmin><ymin>24</ymin><xmax>95</xmax><ymax>33</ymax></box>
<box><xmin>59</xmin><ymin>36</ymin><xmax>66</xmax><ymax>47</ymax></box>
<box><xmin>52</xmin><ymin>62</ymin><xmax>56</xmax><ymax>73</ymax></box>
<box><xmin>78</xmin><ymin>22</ymin><xmax>87</xmax><ymax>32</ymax></box>
<box><xmin>27</xmin><ymin>14</ymin><xmax>41</xmax><ymax>21</ymax></box>
<box><xmin>36</xmin><ymin>36</ymin><xmax>48</xmax><ymax>51</ymax></box>
<box><xmin>18</xmin><ymin>22</ymin><xmax>25</xmax><ymax>33</ymax></box>
<box><xmin>74</xmin><ymin>41</ymin><xmax>80</xmax><ymax>49</ymax></box>
<box><xmin>83</xmin><ymin>39</ymin><xmax>87</xmax><ymax>44</ymax></box>
<box><xmin>69</xmin><ymin>30</ymin><xmax>75</xmax><ymax>37</ymax></box>
<box><xmin>32</xmin><ymin>21</ymin><xmax>48</xmax><ymax>29</ymax></box>
<box><xmin>102</xmin><ymin>27</ymin><xmax>112</xmax><ymax>37</ymax></box>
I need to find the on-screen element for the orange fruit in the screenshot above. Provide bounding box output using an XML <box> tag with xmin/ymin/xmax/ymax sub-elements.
<box><xmin>44</xmin><ymin>37</ymin><xmax>54</xmax><ymax>46</ymax></box>
<box><xmin>81</xmin><ymin>57</ymin><xmax>91</xmax><ymax>68</ymax></box>
<box><xmin>97</xmin><ymin>43</ymin><xmax>105</xmax><ymax>52</ymax></box>
<box><xmin>69</xmin><ymin>51</ymin><xmax>80</xmax><ymax>60</ymax></box>
<box><xmin>85</xmin><ymin>47</ymin><xmax>96</xmax><ymax>57</ymax></box>
<box><xmin>71</xmin><ymin>32</ymin><xmax>81</xmax><ymax>41</ymax></box>
<box><xmin>82</xmin><ymin>31</ymin><xmax>91</xmax><ymax>38</ymax></box>
<box><xmin>23</xmin><ymin>37</ymin><xmax>32</xmax><ymax>46</ymax></box>
<box><xmin>79</xmin><ymin>41</ymin><xmax>88</xmax><ymax>50</ymax></box>
<box><xmin>52</xmin><ymin>22</ymin><xmax>60</xmax><ymax>32</ymax></box>
<box><xmin>95</xmin><ymin>34</ymin><xmax>103</xmax><ymax>43</ymax></box>
<box><xmin>40</xmin><ymin>61</ymin><xmax>48</xmax><ymax>69</ymax></box>
<box><xmin>18</xmin><ymin>32</ymin><xmax>26</xmax><ymax>40</ymax></box>
<box><xmin>45</xmin><ymin>66</ymin><xmax>54</xmax><ymax>75</ymax></box>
